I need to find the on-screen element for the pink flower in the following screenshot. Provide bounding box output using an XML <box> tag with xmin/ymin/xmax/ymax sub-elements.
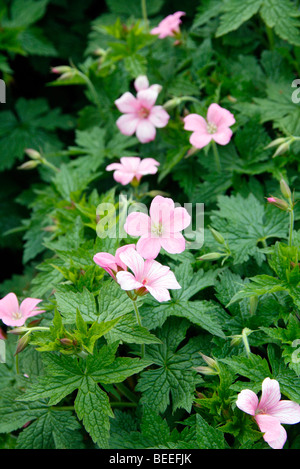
<box><xmin>116</xmin><ymin>247</ymin><xmax>181</xmax><ymax>302</ymax></box>
<box><xmin>106</xmin><ymin>157</ymin><xmax>160</xmax><ymax>186</ymax></box>
<box><xmin>0</xmin><ymin>293</ymin><xmax>45</xmax><ymax>327</ymax></box>
<box><xmin>151</xmin><ymin>11</ymin><xmax>186</xmax><ymax>39</ymax></box>
<box><xmin>183</xmin><ymin>103</ymin><xmax>235</xmax><ymax>149</ymax></box>
<box><xmin>93</xmin><ymin>244</ymin><xmax>136</xmax><ymax>280</ymax></box>
<box><xmin>236</xmin><ymin>377</ymin><xmax>300</xmax><ymax>449</ymax></box>
<box><xmin>124</xmin><ymin>195</ymin><xmax>191</xmax><ymax>259</ymax></box>
<box><xmin>115</xmin><ymin>83</ymin><xmax>170</xmax><ymax>144</ymax></box>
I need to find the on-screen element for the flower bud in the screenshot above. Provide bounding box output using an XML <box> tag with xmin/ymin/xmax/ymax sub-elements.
<box><xmin>15</xmin><ymin>333</ymin><xmax>30</xmax><ymax>355</ymax></box>
<box><xmin>280</xmin><ymin>179</ymin><xmax>291</xmax><ymax>200</ymax></box>
<box><xmin>163</xmin><ymin>97</ymin><xmax>182</xmax><ymax>110</ymax></box>
<box><xmin>18</xmin><ymin>160</ymin><xmax>40</xmax><ymax>170</ymax></box>
<box><xmin>209</xmin><ymin>226</ymin><xmax>225</xmax><ymax>245</ymax></box>
<box><xmin>194</xmin><ymin>365</ymin><xmax>219</xmax><ymax>376</ymax></box>
<box><xmin>8</xmin><ymin>326</ymin><xmax>29</xmax><ymax>335</ymax></box>
<box><xmin>24</xmin><ymin>149</ymin><xmax>41</xmax><ymax>160</ymax></box>
<box><xmin>0</xmin><ymin>327</ymin><xmax>7</xmax><ymax>340</ymax></box>
<box><xmin>272</xmin><ymin>142</ymin><xmax>290</xmax><ymax>158</ymax></box>
<box><xmin>265</xmin><ymin>137</ymin><xmax>286</xmax><ymax>149</ymax></box>
<box><xmin>59</xmin><ymin>338</ymin><xmax>73</xmax><ymax>347</ymax></box>
<box><xmin>266</xmin><ymin>196</ymin><xmax>289</xmax><ymax>211</ymax></box>
<box><xmin>198</xmin><ymin>252</ymin><xmax>224</xmax><ymax>261</ymax></box>
<box><xmin>51</xmin><ymin>65</ymin><xmax>73</xmax><ymax>74</ymax></box>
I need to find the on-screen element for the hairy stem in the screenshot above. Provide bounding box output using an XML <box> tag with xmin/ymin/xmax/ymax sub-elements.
<box><xmin>211</xmin><ymin>140</ymin><xmax>221</xmax><ymax>172</ymax></box>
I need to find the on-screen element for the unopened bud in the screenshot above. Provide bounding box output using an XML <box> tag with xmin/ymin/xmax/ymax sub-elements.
<box><xmin>163</xmin><ymin>97</ymin><xmax>182</xmax><ymax>110</ymax></box>
<box><xmin>265</xmin><ymin>138</ymin><xmax>286</xmax><ymax>149</ymax></box>
<box><xmin>209</xmin><ymin>226</ymin><xmax>225</xmax><ymax>245</ymax></box>
<box><xmin>8</xmin><ymin>326</ymin><xmax>29</xmax><ymax>336</ymax></box>
<box><xmin>15</xmin><ymin>333</ymin><xmax>30</xmax><ymax>355</ymax></box>
<box><xmin>51</xmin><ymin>65</ymin><xmax>73</xmax><ymax>74</ymax></box>
<box><xmin>194</xmin><ymin>366</ymin><xmax>219</xmax><ymax>376</ymax></box>
<box><xmin>198</xmin><ymin>252</ymin><xmax>224</xmax><ymax>261</ymax></box>
<box><xmin>0</xmin><ymin>327</ymin><xmax>7</xmax><ymax>340</ymax></box>
<box><xmin>280</xmin><ymin>179</ymin><xmax>291</xmax><ymax>200</ymax></box>
<box><xmin>24</xmin><ymin>149</ymin><xmax>41</xmax><ymax>160</ymax></box>
<box><xmin>266</xmin><ymin>196</ymin><xmax>289</xmax><ymax>211</ymax></box>
<box><xmin>272</xmin><ymin>142</ymin><xmax>290</xmax><ymax>158</ymax></box>
<box><xmin>230</xmin><ymin>336</ymin><xmax>242</xmax><ymax>347</ymax></box>
<box><xmin>18</xmin><ymin>160</ymin><xmax>40</xmax><ymax>170</ymax></box>
<box><xmin>27</xmin><ymin>319</ymin><xmax>42</xmax><ymax>328</ymax></box>
<box><xmin>59</xmin><ymin>338</ymin><xmax>73</xmax><ymax>347</ymax></box>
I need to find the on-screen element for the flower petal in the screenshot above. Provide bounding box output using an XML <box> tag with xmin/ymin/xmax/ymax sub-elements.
<box><xmin>207</xmin><ymin>103</ymin><xmax>235</xmax><ymax>128</ymax></box>
<box><xmin>255</xmin><ymin>414</ymin><xmax>284</xmax><ymax>448</ymax></box>
<box><xmin>189</xmin><ymin>131</ymin><xmax>212</xmax><ymax>149</ymax></box>
<box><xmin>124</xmin><ymin>212</ymin><xmax>150</xmax><ymax>237</ymax></box>
<box><xmin>184</xmin><ymin>114</ymin><xmax>207</xmax><ymax>132</ymax></box>
<box><xmin>160</xmin><ymin>233</ymin><xmax>186</xmax><ymax>254</ymax></box>
<box><xmin>134</xmin><ymin>75</ymin><xmax>149</xmax><ymax>92</ymax></box>
<box><xmin>236</xmin><ymin>389</ymin><xmax>258</xmax><ymax>416</ymax></box>
<box><xmin>116</xmin><ymin>114</ymin><xmax>139</xmax><ymax>136</ymax></box>
<box><xmin>149</xmin><ymin>106</ymin><xmax>170</xmax><ymax>128</ymax></box>
<box><xmin>136</xmin><ymin>235</ymin><xmax>162</xmax><ymax>260</ymax></box>
<box><xmin>0</xmin><ymin>293</ymin><xmax>19</xmax><ymax>318</ymax></box>
<box><xmin>116</xmin><ymin>270</ymin><xmax>143</xmax><ymax>291</ymax></box>
<box><xmin>267</xmin><ymin>400</ymin><xmax>300</xmax><ymax>424</ymax></box>
<box><xmin>258</xmin><ymin>378</ymin><xmax>281</xmax><ymax>412</ymax></box>
<box><xmin>136</xmin><ymin>88</ymin><xmax>158</xmax><ymax>108</ymax></box>
<box><xmin>115</xmin><ymin>92</ymin><xmax>138</xmax><ymax>113</ymax></box>
<box><xmin>135</xmin><ymin>120</ymin><xmax>156</xmax><ymax>143</ymax></box>
<box><xmin>212</xmin><ymin>127</ymin><xmax>233</xmax><ymax>145</ymax></box>
<box><xmin>118</xmin><ymin>248</ymin><xmax>145</xmax><ymax>281</ymax></box>
<box><xmin>19</xmin><ymin>298</ymin><xmax>44</xmax><ymax>318</ymax></box>
<box><xmin>138</xmin><ymin>158</ymin><xmax>160</xmax><ymax>175</ymax></box>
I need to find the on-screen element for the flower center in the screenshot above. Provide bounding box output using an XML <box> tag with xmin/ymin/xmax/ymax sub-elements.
<box><xmin>138</xmin><ymin>106</ymin><xmax>150</xmax><ymax>119</ymax></box>
<box><xmin>206</xmin><ymin>121</ymin><xmax>217</xmax><ymax>134</ymax></box>
<box><xmin>12</xmin><ymin>311</ymin><xmax>22</xmax><ymax>320</ymax></box>
<box><xmin>151</xmin><ymin>222</ymin><xmax>163</xmax><ymax>237</ymax></box>
<box><xmin>142</xmin><ymin>278</ymin><xmax>148</xmax><ymax>285</ymax></box>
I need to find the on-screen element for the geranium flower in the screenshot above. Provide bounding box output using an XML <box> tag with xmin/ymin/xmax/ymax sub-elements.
<box><xmin>236</xmin><ymin>377</ymin><xmax>300</xmax><ymax>449</ymax></box>
<box><xmin>183</xmin><ymin>103</ymin><xmax>235</xmax><ymax>149</ymax></box>
<box><xmin>124</xmin><ymin>195</ymin><xmax>191</xmax><ymax>259</ymax></box>
<box><xmin>106</xmin><ymin>157</ymin><xmax>160</xmax><ymax>186</ymax></box>
<box><xmin>0</xmin><ymin>293</ymin><xmax>45</xmax><ymax>327</ymax></box>
<box><xmin>116</xmin><ymin>247</ymin><xmax>181</xmax><ymax>302</ymax></box>
<box><xmin>115</xmin><ymin>83</ymin><xmax>170</xmax><ymax>144</ymax></box>
<box><xmin>151</xmin><ymin>11</ymin><xmax>186</xmax><ymax>39</ymax></box>
<box><xmin>93</xmin><ymin>244</ymin><xmax>136</xmax><ymax>280</ymax></box>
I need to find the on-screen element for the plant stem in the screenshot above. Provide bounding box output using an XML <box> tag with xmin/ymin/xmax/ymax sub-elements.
<box><xmin>289</xmin><ymin>207</ymin><xmax>294</xmax><ymax>247</ymax></box>
<box><xmin>132</xmin><ymin>300</ymin><xmax>145</xmax><ymax>358</ymax></box>
<box><xmin>116</xmin><ymin>383</ymin><xmax>139</xmax><ymax>403</ymax></box>
<box><xmin>41</xmin><ymin>158</ymin><xmax>59</xmax><ymax>173</ymax></box>
<box><xmin>211</xmin><ymin>140</ymin><xmax>221</xmax><ymax>172</ymax></box>
<box><xmin>111</xmin><ymin>401</ymin><xmax>137</xmax><ymax>408</ymax></box>
<box><xmin>141</xmin><ymin>0</ymin><xmax>148</xmax><ymax>31</ymax></box>
<box><xmin>242</xmin><ymin>329</ymin><xmax>251</xmax><ymax>358</ymax></box>
<box><xmin>15</xmin><ymin>354</ymin><xmax>19</xmax><ymax>374</ymax></box>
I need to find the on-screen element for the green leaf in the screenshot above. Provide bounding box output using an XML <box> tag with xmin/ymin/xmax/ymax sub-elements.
<box><xmin>216</xmin><ymin>0</ymin><xmax>262</xmax><ymax>37</ymax></box>
<box><xmin>136</xmin><ymin>318</ymin><xmax>203</xmax><ymax>413</ymax></box>
<box><xmin>16</xmin><ymin>409</ymin><xmax>83</xmax><ymax>449</ymax></box>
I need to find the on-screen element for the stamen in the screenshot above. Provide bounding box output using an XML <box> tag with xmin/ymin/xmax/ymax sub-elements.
<box><xmin>206</xmin><ymin>121</ymin><xmax>217</xmax><ymax>134</ymax></box>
